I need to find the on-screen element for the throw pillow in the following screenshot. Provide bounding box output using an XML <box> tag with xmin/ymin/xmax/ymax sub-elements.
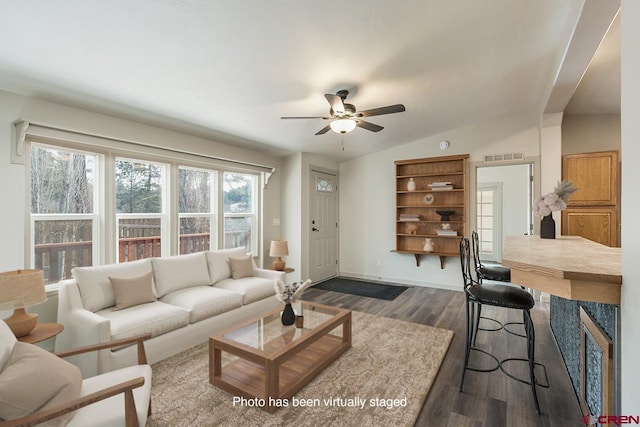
<box><xmin>229</xmin><ymin>255</ymin><xmax>253</xmax><ymax>279</ymax></box>
<box><xmin>0</xmin><ymin>342</ymin><xmax>82</xmax><ymax>425</ymax></box>
<box><xmin>109</xmin><ymin>270</ymin><xmax>156</xmax><ymax>310</ymax></box>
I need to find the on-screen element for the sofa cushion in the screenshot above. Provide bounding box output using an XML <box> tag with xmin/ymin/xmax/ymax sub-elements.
<box><xmin>214</xmin><ymin>276</ymin><xmax>276</xmax><ymax>305</ymax></box>
<box><xmin>0</xmin><ymin>342</ymin><xmax>82</xmax><ymax>425</ymax></box>
<box><xmin>160</xmin><ymin>286</ymin><xmax>243</xmax><ymax>323</ymax></box>
<box><xmin>109</xmin><ymin>270</ymin><xmax>156</xmax><ymax>310</ymax></box>
<box><xmin>96</xmin><ymin>301</ymin><xmax>190</xmax><ymax>343</ymax></box>
<box><xmin>206</xmin><ymin>246</ymin><xmax>246</xmax><ymax>284</ymax></box>
<box><xmin>229</xmin><ymin>254</ymin><xmax>253</xmax><ymax>279</ymax></box>
<box><xmin>73</xmin><ymin>259</ymin><xmax>154</xmax><ymax>312</ymax></box>
<box><xmin>152</xmin><ymin>252</ymin><xmax>211</xmax><ymax>298</ymax></box>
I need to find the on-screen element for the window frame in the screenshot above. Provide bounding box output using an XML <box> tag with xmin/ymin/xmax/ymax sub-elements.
<box><xmin>222</xmin><ymin>171</ymin><xmax>259</xmax><ymax>254</ymax></box>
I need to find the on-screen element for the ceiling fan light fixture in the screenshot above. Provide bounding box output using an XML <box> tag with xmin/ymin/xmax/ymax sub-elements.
<box><xmin>330</xmin><ymin>119</ymin><xmax>357</xmax><ymax>134</ymax></box>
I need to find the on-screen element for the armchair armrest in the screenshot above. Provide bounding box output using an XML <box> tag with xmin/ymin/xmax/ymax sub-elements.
<box><xmin>0</xmin><ymin>377</ymin><xmax>146</xmax><ymax>427</ymax></box>
<box><xmin>56</xmin><ymin>333</ymin><xmax>152</xmax><ymax>366</ymax></box>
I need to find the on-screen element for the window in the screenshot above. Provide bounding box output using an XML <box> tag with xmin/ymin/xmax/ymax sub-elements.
<box><xmin>28</xmin><ymin>135</ymin><xmax>265</xmax><ymax>284</ymax></box>
<box><xmin>30</xmin><ymin>144</ymin><xmax>99</xmax><ymax>284</ymax></box>
<box><xmin>178</xmin><ymin>167</ymin><xmax>215</xmax><ymax>254</ymax></box>
<box><xmin>223</xmin><ymin>172</ymin><xmax>257</xmax><ymax>253</ymax></box>
<box><xmin>115</xmin><ymin>158</ymin><xmax>166</xmax><ymax>261</ymax></box>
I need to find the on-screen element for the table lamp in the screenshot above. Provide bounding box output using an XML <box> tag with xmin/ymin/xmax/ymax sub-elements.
<box><xmin>0</xmin><ymin>269</ymin><xmax>47</xmax><ymax>337</ymax></box>
<box><xmin>269</xmin><ymin>240</ymin><xmax>289</xmax><ymax>271</ymax></box>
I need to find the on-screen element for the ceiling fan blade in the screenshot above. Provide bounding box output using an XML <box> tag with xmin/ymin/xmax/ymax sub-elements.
<box><xmin>356</xmin><ymin>104</ymin><xmax>406</xmax><ymax>118</ymax></box>
<box><xmin>356</xmin><ymin>120</ymin><xmax>384</xmax><ymax>132</ymax></box>
<box><xmin>315</xmin><ymin>125</ymin><xmax>332</xmax><ymax>135</ymax></box>
<box><xmin>281</xmin><ymin>116</ymin><xmax>331</xmax><ymax>120</ymax></box>
<box><xmin>324</xmin><ymin>94</ymin><xmax>345</xmax><ymax>115</ymax></box>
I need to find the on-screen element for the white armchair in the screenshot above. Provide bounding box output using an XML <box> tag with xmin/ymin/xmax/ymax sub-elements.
<box><xmin>0</xmin><ymin>321</ymin><xmax>152</xmax><ymax>427</ymax></box>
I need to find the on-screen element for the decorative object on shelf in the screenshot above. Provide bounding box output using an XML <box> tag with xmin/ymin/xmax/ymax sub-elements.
<box><xmin>540</xmin><ymin>214</ymin><xmax>556</xmax><ymax>239</ymax></box>
<box><xmin>407</xmin><ymin>178</ymin><xmax>416</xmax><ymax>191</ymax></box>
<box><xmin>423</xmin><ymin>194</ymin><xmax>434</xmax><ymax>204</ymax></box>
<box><xmin>428</xmin><ymin>181</ymin><xmax>453</xmax><ymax>191</ymax></box>
<box><xmin>399</xmin><ymin>213</ymin><xmax>420</xmax><ymax>221</ymax></box>
<box><xmin>423</xmin><ymin>238</ymin><xmax>434</xmax><ymax>252</ymax></box>
<box><xmin>436</xmin><ymin>210</ymin><xmax>455</xmax><ymax>221</ymax></box>
<box><xmin>0</xmin><ymin>269</ymin><xmax>47</xmax><ymax>337</ymax></box>
<box><xmin>534</xmin><ymin>181</ymin><xmax>578</xmax><ymax>239</ymax></box>
<box><xmin>274</xmin><ymin>278</ymin><xmax>312</xmax><ymax>325</ymax></box>
<box><xmin>437</xmin><ymin>223</ymin><xmax>457</xmax><ymax>236</ymax></box>
<box><xmin>406</xmin><ymin>223</ymin><xmax>418</xmax><ymax>235</ymax></box>
<box><xmin>269</xmin><ymin>240</ymin><xmax>289</xmax><ymax>271</ymax></box>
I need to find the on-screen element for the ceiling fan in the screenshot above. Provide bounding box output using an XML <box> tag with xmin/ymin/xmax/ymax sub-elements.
<box><xmin>281</xmin><ymin>90</ymin><xmax>406</xmax><ymax>135</ymax></box>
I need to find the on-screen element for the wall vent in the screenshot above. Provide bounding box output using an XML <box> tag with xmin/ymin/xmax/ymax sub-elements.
<box><xmin>483</xmin><ymin>152</ymin><xmax>525</xmax><ymax>163</ymax></box>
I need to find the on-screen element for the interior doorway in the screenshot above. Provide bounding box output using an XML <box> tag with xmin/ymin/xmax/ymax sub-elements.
<box><xmin>471</xmin><ymin>162</ymin><xmax>534</xmax><ymax>262</ymax></box>
<box><xmin>308</xmin><ymin>170</ymin><xmax>338</xmax><ymax>282</ymax></box>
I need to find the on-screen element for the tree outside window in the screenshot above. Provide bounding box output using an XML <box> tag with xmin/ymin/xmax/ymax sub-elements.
<box><xmin>223</xmin><ymin>172</ymin><xmax>256</xmax><ymax>252</ymax></box>
<box><xmin>30</xmin><ymin>145</ymin><xmax>97</xmax><ymax>284</ymax></box>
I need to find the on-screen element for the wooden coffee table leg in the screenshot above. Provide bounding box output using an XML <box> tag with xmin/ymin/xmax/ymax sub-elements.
<box><xmin>265</xmin><ymin>360</ymin><xmax>279</xmax><ymax>413</ymax></box>
<box><xmin>209</xmin><ymin>338</ymin><xmax>221</xmax><ymax>384</ymax></box>
<box><xmin>343</xmin><ymin>312</ymin><xmax>352</xmax><ymax>346</ymax></box>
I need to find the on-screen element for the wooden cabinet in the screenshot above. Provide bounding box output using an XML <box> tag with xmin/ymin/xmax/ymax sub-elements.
<box><xmin>562</xmin><ymin>150</ymin><xmax>619</xmax><ymax>247</ymax></box>
<box><xmin>393</xmin><ymin>154</ymin><xmax>469</xmax><ymax>268</ymax></box>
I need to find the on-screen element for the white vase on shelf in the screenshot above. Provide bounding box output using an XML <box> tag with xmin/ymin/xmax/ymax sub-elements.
<box><xmin>423</xmin><ymin>238</ymin><xmax>433</xmax><ymax>252</ymax></box>
<box><xmin>407</xmin><ymin>178</ymin><xmax>416</xmax><ymax>191</ymax></box>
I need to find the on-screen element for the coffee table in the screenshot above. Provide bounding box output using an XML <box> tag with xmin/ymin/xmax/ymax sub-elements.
<box><xmin>209</xmin><ymin>301</ymin><xmax>351</xmax><ymax>413</ymax></box>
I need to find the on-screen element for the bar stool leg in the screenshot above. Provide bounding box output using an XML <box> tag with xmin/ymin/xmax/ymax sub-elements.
<box><xmin>460</xmin><ymin>299</ymin><xmax>474</xmax><ymax>390</ymax></box>
<box><xmin>524</xmin><ymin>309</ymin><xmax>541</xmax><ymax>414</ymax></box>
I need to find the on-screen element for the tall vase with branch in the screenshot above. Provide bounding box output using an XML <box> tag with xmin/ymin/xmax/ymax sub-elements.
<box><xmin>274</xmin><ymin>279</ymin><xmax>312</xmax><ymax>325</ymax></box>
<box><xmin>534</xmin><ymin>181</ymin><xmax>578</xmax><ymax>239</ymax></box>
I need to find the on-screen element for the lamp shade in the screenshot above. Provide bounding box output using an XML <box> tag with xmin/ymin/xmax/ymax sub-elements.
<box><xmin>0</xmin><ymin>269</ymin><xmax>47</xmax><ymax>310</ymax></box>
<box><xmin>330</xmin><ymin>119</ymin><xmax>357</xmax><ymax>134</ymax></box>
<box><xmin>269</xmin><ymin>240</ymin><xmax>289</xmax><ymax>257</ymax></box>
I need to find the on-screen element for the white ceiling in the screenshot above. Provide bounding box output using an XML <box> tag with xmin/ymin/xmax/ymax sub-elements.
<box><xmin>0</xmin><ymin>1</ymin><xmax>618</xmax><ymax>161</ymax></box>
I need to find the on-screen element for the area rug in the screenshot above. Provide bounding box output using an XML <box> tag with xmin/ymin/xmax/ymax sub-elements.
<box><xmin>148</xmin><ymin>311</ymin><xmax>453</xmax><ymax>427</ymax></box>
<box><xmin>311</xmin><ymin>277</ymin><xmax>409</xmax><ymax>300</ymax></box>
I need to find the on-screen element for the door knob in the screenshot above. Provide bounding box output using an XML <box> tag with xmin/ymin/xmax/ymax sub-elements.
<box><xmin>312</xmin><ymin>227</ymin><xmax>319</xmax><ymax>232</ymax></box>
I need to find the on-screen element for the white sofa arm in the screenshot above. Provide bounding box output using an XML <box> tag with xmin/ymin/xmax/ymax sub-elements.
<box><xmin>253</xmin><ymin>267</ymin><xmax>286</xmax><ymax>282</ymax></box>
<box><xmin>56</xmin><ymin>280</ymin><xmax>112</xmax><ymax>378</ymax></box>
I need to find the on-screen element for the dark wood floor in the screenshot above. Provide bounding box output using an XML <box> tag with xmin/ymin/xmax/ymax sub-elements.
<box><xmin>301</xmin><ymin>284</ymin><xmax>584</xmax><ymax>427</ymax></box>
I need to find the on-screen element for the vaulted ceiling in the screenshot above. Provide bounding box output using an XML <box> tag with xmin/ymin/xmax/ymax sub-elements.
<box><xmin>0</xmin><ymin>1</ymin><xmax>619</xmax><ymax>161</ymax></box>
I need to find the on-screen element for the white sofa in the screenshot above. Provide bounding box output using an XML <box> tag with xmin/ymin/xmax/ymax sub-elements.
<box><xmin>55</xmin><ymin>247</ymin><xmax>284</xmax><ymax>377</ymax></box>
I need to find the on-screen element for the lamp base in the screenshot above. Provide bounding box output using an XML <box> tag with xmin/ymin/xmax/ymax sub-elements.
<box><xmin>3</xmin><ymin>308</ymin><xmax>38</xmax><ymax>338</ymax></box>
<box><xmin>273</xmin><ymin>258</ymin><xmax>285</xmax><ymax>271</ymax></box>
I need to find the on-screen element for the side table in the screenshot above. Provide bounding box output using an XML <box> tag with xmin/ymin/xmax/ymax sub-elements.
<box><xmin>267</xmin><ymin>267</ymin><xmax>295</xmax><ymax>273</ymax></box>
<box><xmin>18</xmin><ymin>322</ymin><xmax>64</xmax><ymax>344</ymax></box>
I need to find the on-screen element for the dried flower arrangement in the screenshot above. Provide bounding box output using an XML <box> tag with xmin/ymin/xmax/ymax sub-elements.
<box><xmin>274</xmin><ymin>278</ymin><xmax>312</xmax><ymax>304</ymax></box>
<box><xmin>534</xmin><ymin>181</ymin><xmax>578</xmax><ymax>216</ymax></box>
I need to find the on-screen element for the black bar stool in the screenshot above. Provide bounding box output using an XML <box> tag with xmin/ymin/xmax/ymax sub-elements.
<box><xmin>472</xmin><ymin>230</ymin><xmax>511</xmax><ymax>282</ymax></box>
<box><xmin>459</xmin><ymin>237</ymin><xmax>548</xmax><ymax>414</ymax></box>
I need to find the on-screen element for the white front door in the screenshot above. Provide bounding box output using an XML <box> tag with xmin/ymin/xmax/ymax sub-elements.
<box><xmin>309</xmin><ymin>170</ymin><xmax>338</xmax><ymax>282</ymax></box>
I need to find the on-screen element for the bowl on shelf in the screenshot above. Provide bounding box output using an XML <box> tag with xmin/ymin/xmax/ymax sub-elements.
<box><xmin>435</xmin><ymin>210</ymin><xmax>455</xmax><ymax>221</ymax></box>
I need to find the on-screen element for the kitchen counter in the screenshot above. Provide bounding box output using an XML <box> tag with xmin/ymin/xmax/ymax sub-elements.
<box><xmin>502</xmin><ymin>235</ymin><xmax>622</xmax><ymax>305</ymax></box>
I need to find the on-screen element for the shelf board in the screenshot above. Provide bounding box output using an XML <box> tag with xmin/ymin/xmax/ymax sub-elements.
<box><xmin>397</xmin><ymin>234</ymin><xmax>462</xmax><ymax>238</ymax></box>
<box><xmin>396</xmin><ymin>172</ymin><xmax>464</xmax><ymax>178</ymax></box>
<box><xmin>397</xmin><ymin>220</ymin><xmax>465</xmax><ymax>224</ymax></box>
<box><xmin>397</xmin><ymin>205</ymin><xmax>464</xmax><ymax>208</ymax></box>
<box><xmin>397</xmin><ymin>189</ymin><xmax>464</xmax><ymax>193</ymax></box>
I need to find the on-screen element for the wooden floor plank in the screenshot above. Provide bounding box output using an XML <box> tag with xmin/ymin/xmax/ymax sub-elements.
<box><xmin>302</xmin><ymin>284</ymin><xmax>584</xmax><ymax>427</ymax></box>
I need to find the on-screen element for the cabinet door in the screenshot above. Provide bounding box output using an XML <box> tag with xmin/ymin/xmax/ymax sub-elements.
<box><xmin>561</xmin><ymin>207</ymin><xmax>618</xmax><ymax>247</ymax></box>
<box><xmin>562</xmin><ymin>151</ymin><xmax>618</xmax><ymax>206</ymax></box>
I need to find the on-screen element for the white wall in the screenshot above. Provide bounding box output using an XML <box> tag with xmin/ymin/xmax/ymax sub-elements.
<box><xmin>338</xmin><ymin>116</ymin><xmax>540</xmax><ymax>289</ymax></box>
<box><xmin>562</xmin><ymin>114</ymin><xmax>621</xmax><ymax>154</ymax></box>
<box><xmin>620</xmin><ymin>0</ymin><xmax>640</xmax><ymax>413</ymax></box>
